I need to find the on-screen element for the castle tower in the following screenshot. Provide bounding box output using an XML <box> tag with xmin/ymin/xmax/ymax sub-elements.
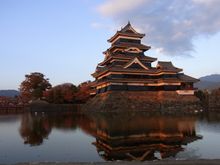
<box><xmin>91</xmin><ymin>22</ymin><xmax>198</xmax><ymax>95</ymax></box>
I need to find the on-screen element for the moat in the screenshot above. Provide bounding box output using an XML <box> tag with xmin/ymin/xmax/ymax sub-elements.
<box><xmin>1</xmin><ymin>111</ymin><xmax>220</xmax><ymax>164</ymax></box>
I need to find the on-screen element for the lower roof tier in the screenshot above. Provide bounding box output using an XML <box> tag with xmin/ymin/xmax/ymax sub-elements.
<box><xmin>96</xmin><ymin>73</ymin><xmax>197</xmax><ymax>81</ymax></box>
<box><xmin>92</xmin><ymin>67</ymin><xmax>183</xmax><ymax>78</ymax></box>
<box><xmin>94</xmin><ymin>83</ymin><xmax>196</xmax><ymax>94</ymax></box>
<box><xmin>92</xmin><ymin>77</ymin><xmax>196</xmax><ymax>88</ymax></box>
<box><xmin>94</xmin><ymin>59</ymin><xmax>182</xmax><ymax>78</ymax></box>
<box><xmin>93</xmin><ymin>70</ymin><xmax>198</xmax><ymax>82</ymax></box>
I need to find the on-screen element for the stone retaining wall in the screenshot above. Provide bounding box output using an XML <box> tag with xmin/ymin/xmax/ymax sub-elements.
<box><xmin>83</xmin><ymin>91</ymin><xmax>201</xmax><ymax>113</ymax></box>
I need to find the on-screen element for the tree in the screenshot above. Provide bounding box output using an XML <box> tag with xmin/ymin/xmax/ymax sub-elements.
<box><xmin>44</xmin><ymin>83</ymin><xmax>78</xmax><ymax>104</ymax></box>
<box><xmin>209</xmin><ymin>88</ymin><xmax>220</xmax><ymax>109</ymax></box>
<box><xmin>20</xmin><ymin>72</ymin><xmax>52</xmax><ymax>103</ymax></box>
<box><xmin>75</xmin><ymin>81</ymin><xmax>93</xmax><ymax>103</ymax></box>
<box><xmin>195</xmin><ymin>90</ymin><xmax>209</xmax><ymax>109</ymax></box>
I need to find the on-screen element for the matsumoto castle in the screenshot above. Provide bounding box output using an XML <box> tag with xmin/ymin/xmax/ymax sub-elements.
<box><xmin>90</xmin><ymin>22</ymin><xmax>198</xmax><ymax>96</ymax></box>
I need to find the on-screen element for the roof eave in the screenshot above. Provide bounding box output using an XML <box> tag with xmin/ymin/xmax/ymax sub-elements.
<box><xmin>108</xmin><ymin>32</ymin><xmax>145</xmax><ymax>43</ymax></box>
<box><xmin>109</xmin><ymin>44</ymin><xmax>151</xmax><ymax>52</ymax></box>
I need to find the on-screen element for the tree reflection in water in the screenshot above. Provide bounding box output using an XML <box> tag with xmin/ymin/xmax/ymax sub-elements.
<box><xmin>19</xmin><ymin>112</ymin><xmax>78</xmax><ymax>146</ymax></box>
<box><xmin>19</xmin><ymin>113</ymin><xmax>51</xmax><ymax>146</ymax></box>
<box><xmin>19</xmin><ymin>111</ymin><xmax>202</xmax><ymax>160</ymax></box>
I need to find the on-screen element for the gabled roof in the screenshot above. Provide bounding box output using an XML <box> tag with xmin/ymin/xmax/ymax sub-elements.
<box><xmin>120</xmin><ymin>21</ymin><xmax>139</xmax><ymax>34</ymax></box>
<box><xmin>157</xmin><ymin>61</ymin><xmax>183</xmax><ymax>72</ymax></box>
<box><xmin>98</xmin><ymin>53</ymin><xmax>157</xmax><ymax>66</ymax></box>
<box><xmin>124</xmin><ymin>57</ymin><xmax>149</xmax><ymax>70</ymax></box>
<box><xmin>108</xmin><ymin>22</ymin><xmax>145</xmax><ymax>43</ymax></box>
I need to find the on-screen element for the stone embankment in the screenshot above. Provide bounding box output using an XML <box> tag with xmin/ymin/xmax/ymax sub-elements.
<box><xmin>0</xmin><ymin>105</ymin><xmax>24</xmax><ymax>114</ymax></box>
<box><xmin>83</xmin><ymin>91</ymin><xmax>201</xmax><ymax>113</ymax></box>
<box><xmin>28</xmin><ymin>101</ymin><xmax>80</xmax><ymax>112</ymax></box>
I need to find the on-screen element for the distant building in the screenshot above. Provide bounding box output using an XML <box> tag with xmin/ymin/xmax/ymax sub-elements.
<box><xmin>91</xmin><ymin>22</ymin><xmax>198</xmax><ymax>95</ymax></box>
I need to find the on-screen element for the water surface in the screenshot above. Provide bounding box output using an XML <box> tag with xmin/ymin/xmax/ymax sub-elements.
<box><xmin>0</xmin><ymin>111</ymin><xmax>220</xmax><ymax>163</ymax></box>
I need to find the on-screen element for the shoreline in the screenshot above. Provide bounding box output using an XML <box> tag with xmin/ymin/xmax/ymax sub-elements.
<box><xmin>7</xmin><ymin>160</ymin><xmax>220</xmax><ymax>165</ymax></box>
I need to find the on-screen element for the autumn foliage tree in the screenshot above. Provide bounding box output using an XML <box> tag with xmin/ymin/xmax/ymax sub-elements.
<box><xmin>44</xmin><ymin>83</ymin><xmax>78</xmax><ymax>104</ymax></box>
<box><xmin>20</xmin><ymin>72</ymin><xmax>52</xmax><ymax>103</ymax></box>
<box><xmin>208</xmin><ymin>88</ymin><xmax>220</xmax><ymax>109</ymax></box>
<box><xmin>75</xmin><ymin>81</ymin><xmax>93</xmax><ymax>103</ymax></box>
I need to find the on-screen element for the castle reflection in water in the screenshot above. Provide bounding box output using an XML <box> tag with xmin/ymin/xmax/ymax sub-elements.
<box><xmin>19</xmin><ymin>111</ymin><xmax>202</xmax><ymax>161</ymax></box>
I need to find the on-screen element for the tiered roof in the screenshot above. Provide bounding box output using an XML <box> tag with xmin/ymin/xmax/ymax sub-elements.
<box><xmin>92</xmin><ymin>22</ymin><xmax>199</xmax><ymax>88</ymax></box>
<box><xmin>93</xmin><ymin>60</ymin><xmax>183</xmax><ymax>78</ymax></box>
<box><xmin>98</xmin><ymin>53</ymin><xmax>157</xmax><ymax>66</ymax></box>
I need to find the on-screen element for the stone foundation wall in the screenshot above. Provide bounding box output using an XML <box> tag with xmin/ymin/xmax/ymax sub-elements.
<box><xmin>83</xmin><ymin>91</ymin><xmax>201</xmax><ymax>113</ymax></box>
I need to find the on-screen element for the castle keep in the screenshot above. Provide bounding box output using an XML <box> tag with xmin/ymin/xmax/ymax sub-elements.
<box><xmin>86</xmin><ymin>22</ymin><xmax>200</xmax><ymax>112</ymax></box>
<box><xmin>91</xmin><ymin>22</ymin><xmax>198</xmax><ymax>95</ymax></box>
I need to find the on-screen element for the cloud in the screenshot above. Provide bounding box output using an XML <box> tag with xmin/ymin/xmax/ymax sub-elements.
<box><xmin>96</xmin><ymin>0</ymin><xmax>220</xmax><ymax>56</ymax></box>
<box><xmin>97</xmin><ymin>0</ymin><xmax>147</xmax><ymax>16</ymax></box>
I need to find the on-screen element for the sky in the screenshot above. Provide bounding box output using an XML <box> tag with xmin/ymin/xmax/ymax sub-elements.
<box><xmin>0</xmin><ymin>0</ymin><xmax>220</xmax><ymax>90</ymax></box>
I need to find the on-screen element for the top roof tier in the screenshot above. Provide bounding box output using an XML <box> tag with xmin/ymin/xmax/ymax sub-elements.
<box><xmin>108</xmin><ymin>22</ymin><xmax>146</xmax><ymax>43</ymax></box>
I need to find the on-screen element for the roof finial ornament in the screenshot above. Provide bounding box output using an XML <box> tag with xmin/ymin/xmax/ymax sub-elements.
<box><xmin>128</xmin><ymin>20</ymin><xmax>131</xmax><ymax>26</ymax></box>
